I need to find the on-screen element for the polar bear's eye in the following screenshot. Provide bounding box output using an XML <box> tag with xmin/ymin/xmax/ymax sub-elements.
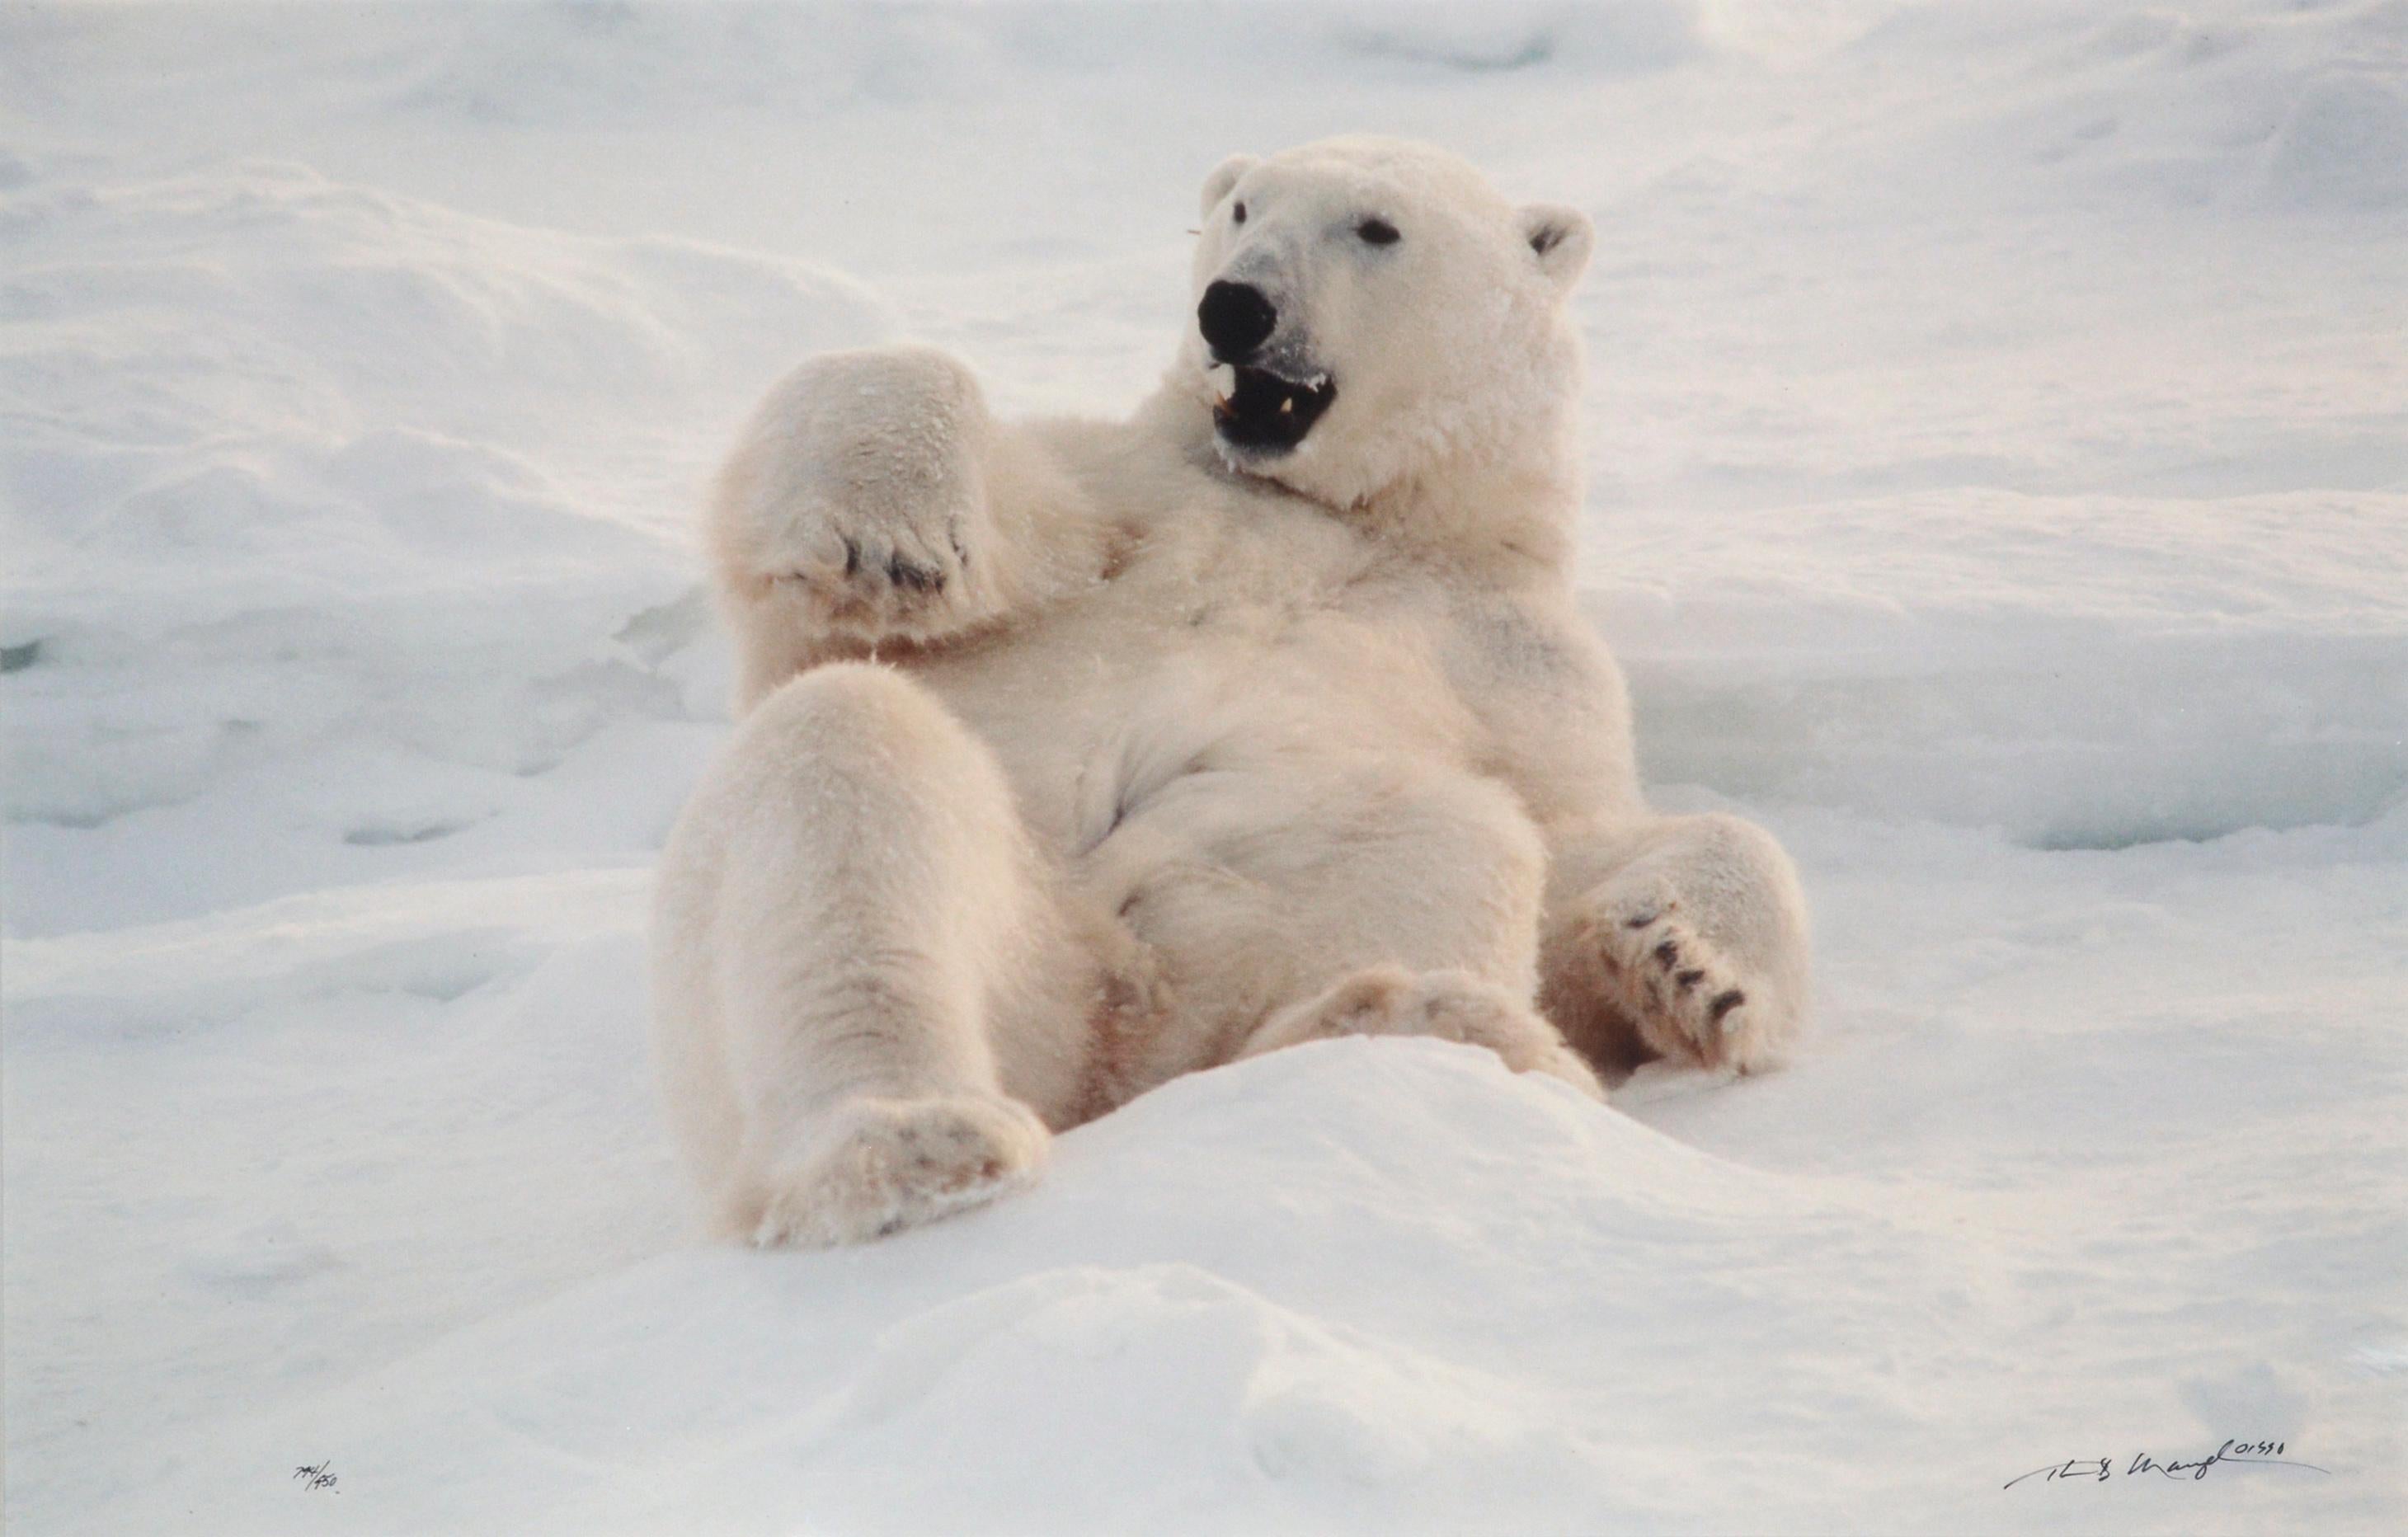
<box><xmin>1356</xmin><ymin>218</ymin><xmax>1400</xmax><ymax>247</ymax></box>
<box><xmin>1232</xmin><ymin>201</ymin><xmax>1246</xmax><ymax>225</ymax></box>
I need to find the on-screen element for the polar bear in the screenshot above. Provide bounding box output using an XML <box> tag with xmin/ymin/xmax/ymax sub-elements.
<box><xmin>652</xmin><ymin>137</ymin><xmax>1810</xmax><ymax>1247</ymax></box>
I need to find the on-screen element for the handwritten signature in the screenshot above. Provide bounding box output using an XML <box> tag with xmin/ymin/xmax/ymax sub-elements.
<box><xmin>2007</xmin><ymin>1440</ymin><xmax>2328</xmax><ymax>1490</ymax></box>
<box><xmin>293</xmin><ymin>1460</ymin><xmax>339</xmax><ymax>1494</ymax></box>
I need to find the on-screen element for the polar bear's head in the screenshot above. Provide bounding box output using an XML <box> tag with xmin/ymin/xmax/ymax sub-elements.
<box><xmin>1182</xmin><ymin>136</ymin><xmax>1594</xmax><ymax>512</ymax></box>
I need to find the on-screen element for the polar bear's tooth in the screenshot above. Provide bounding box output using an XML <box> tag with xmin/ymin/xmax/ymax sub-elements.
<box><xmin>1206</xmin><ymin>362</ymin><xmax>1235</xmax><ymax>403</ymax></box>
<box><xmin>1278</xmin><ymin>397</ymin><xmax>1294</xmax><ymax>415</ymax></box>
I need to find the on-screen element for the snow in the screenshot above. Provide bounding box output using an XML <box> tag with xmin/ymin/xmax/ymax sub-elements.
<box><xmin>4</xmin><ymin>2</ymin><xmax>2404</xmax><ymax>1532</ymax></box>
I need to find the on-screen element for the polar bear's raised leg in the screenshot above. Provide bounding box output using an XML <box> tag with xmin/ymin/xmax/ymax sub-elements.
<box><xmin>1240</xmin><ymin>966</ymin><xmax>1604</xmax><ymax>1098</ymax></box>
<box><xmin>652</xmin><ymin>662</ymin><xmax>1090</xmax><ymax>1246</ymax></box>
<box><xmin>707</xmin><ymin>345</ymin><xmax>1112</xmax><ymax>709</ymax></box>
<box><xmin>1539</xmin><ymin>813</ymin><xmax>1809</xmax><ymax>1083</ymax></box>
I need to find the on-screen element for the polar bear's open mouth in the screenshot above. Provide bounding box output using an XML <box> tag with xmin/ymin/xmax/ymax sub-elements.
<box><xmin>1209</xmin><ymin>362</ymin><xmax>1338</xmax><ymax>454</ymax></box>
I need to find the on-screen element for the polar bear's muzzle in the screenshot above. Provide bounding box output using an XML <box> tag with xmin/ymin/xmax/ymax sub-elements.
<box><xmin>1208</xmin><ymin>361</ymin><xmax>1338</xmax><ymax>454</ymax></box>
<box><xmin>1198</xmin><ymin>277</ymin><xmax>1336</xmax><ymax>454</ymax></box>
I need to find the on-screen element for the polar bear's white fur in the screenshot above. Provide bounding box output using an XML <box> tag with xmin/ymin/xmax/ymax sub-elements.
<box><xmin>652</xmin><ymin>138</ymin><xmax>1811</xmax><ymax>1247</ymax></box>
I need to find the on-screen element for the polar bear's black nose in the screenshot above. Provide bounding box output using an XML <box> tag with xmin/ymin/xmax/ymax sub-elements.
<box><xmin>1198</xmin><ymin>280</ymin><xmax>1277</xmax><ymax>361</ymax></box>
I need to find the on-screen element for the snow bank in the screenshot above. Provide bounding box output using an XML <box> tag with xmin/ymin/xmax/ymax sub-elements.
<box><xmin>0</xmin><ymin>158</ymin><xmax>887</xmax><ymax>929</ymax></box>
<box><xmin>1596</xmin><ymin>490</ymin><xmax>2408</xmax><ymax>847</ymax></box>
<box><xmin>1</xmin><ymin>157</ymin><xmax>886</xmax><ymax>815</ymax></box>
<box><xmin>46</xmin><ymin>980</ymin><xmax>2406</xmax><ymax>1535</ymax></box>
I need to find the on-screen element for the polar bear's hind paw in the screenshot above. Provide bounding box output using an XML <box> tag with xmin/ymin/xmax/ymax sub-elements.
<box><xmin>745</xmin><ymin>1093</ymin><xmax>1050</xmax><ymax>1248</ymax></box>
<box><xmin>1247</xmin><ymin>966</ymin><xmax>1606</xmax><ymax>1099</ymax></box>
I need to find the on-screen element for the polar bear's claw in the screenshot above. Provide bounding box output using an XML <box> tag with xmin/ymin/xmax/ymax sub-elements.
<box><xmin>722</xmin><ymin>345</ymin><xmax>995</xmax><ymax>647</ymax></box>
<box><xmin>769</xmin><ymin>496</ymin><xmax>976</xmax><ymax>638</ymax></box>
<box><xmin>1590</xmin><ymin>899</ymin><xmax>1775</xmax><ymax>1074</ymax></box>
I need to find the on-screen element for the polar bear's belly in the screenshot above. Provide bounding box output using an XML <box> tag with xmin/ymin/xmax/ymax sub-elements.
<box><xmin>929</xmin><ymin>575</ymin><xmax>1461</xmax><ymax>819</ymax></box>
<box><xmin>1023</xmin><ymin>589</ymin><xmax>1541</xmax><ymax>1080</ymax></box>
<box><xmin>897</xmin><ymin>562</ymin><xmax>1540</xmax><ymax>1077</ymax></box>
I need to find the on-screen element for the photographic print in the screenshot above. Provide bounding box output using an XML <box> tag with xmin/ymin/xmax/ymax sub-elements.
<box><xmin>3</xmin><ymin>2</ymin><xmax>2403</xmax><ymax>1532</ymax></box>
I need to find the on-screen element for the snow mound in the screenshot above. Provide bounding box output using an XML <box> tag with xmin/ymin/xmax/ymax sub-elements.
<box><xmin>0</xmin><ymin>159</ymin><xmax>887</xmax><ymax>834</ymax></box>
<box><xmin>55</xmin><ymin>1041</ymin><xmax>1960</xmax><ymax>1535</ymax></box>
<box><xmin>55</xmin><ymin>1000</ymin><xmax>2405</xmax><ymax>1535</ymax></box>
<box><xmin>1</xmin><ymin>160</ymin><xmax>890</xmax><ymax>933</ymax></box>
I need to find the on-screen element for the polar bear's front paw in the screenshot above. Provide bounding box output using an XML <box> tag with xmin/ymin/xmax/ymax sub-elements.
<box><xmin>720</xmin><ymin>346</ymin><xmax>996</xmax><ymax>645</ymax></box>
<box><xmin>760</xmin><ymin>481</ymin><xmax>982</xmax><ymax>641</ymax></box>
<box><xmin>1580</xmin><ymin>893</ymin><xmax>1786</xmax><ymax>1075</ymax></box>
<box><xmin>748</xmin><ymin>1092</ymin><xmax>1049</xmax><ymax>1248</ymax></box>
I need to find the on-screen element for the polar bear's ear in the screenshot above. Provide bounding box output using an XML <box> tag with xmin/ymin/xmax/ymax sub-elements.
<box><xmin>1519</xmin><ymin>203</ymin><xmax>1596</xmax><ymax>294</ymax></box>
<box><xmin>1199</xmin><ymin>153</ymin><xmax>1261</xmax><ymax>221</ymax></box>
